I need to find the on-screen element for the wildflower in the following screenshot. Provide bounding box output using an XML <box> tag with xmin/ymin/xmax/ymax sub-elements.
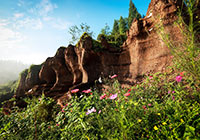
<box><xmin>170</xmin><ymin>56</ymin><xmax>174</xmax><ymax>59</ymax></box>
<box><xmin>82</xmin><ymin>89</ymin><xmax>92</xmax><ymax>93</ymax></box>
<box><xmin>134</xmin><ymin>102</ymin><xmax>138</xmax><ymax>106</ymax></box>
<box><xmin>180</xmin><ymin>72</ymin><xmax>185</xmax><ymax>77</ymax></box>
<box><xmin>109</xmin><ymin>94</ymin><xmax>118</xmax><ymax>100</ymax></box>
<box><xmin>124</xmin><ymin>92</ymin><xmax>131</xmax><ymax>97</ymax></box>
<box><xmin>162</xmin><ymin>122</ymin><xmax>167</xmax><ymax>125</ymax></box>
<box><xmin>172</xmin><ymin>91</ymin><xmax>175</xmax><ymax>93</ymax></box>
<box><xmin>98</xmin><ymin>110</ymin><xmax>101</xmax><ymax>114</ymax></box>
<box><xmin>157</xmin><ymin>113</ymin><xmax>161</xmax><ymax>116</ymax></box>
<box><xmin>61</xmin><ymin>110</ymin><xmax>64</xmax><ymax>113</ymax></box>
<box><xmin>100</xmin><ymin>94</ymin><xmax>107</xmax><ymax>100</ymax></box>
<box><xmin>148</xmin><ymin>104</ymin><xmax>152</xmax><ymax>107</ymax></box>
<box><xmin>176</xmin><ymin>76</ymin><xmax>182</xmax><ymax>82</ymax></box>
<box><xmin>86</xmin><ymin>107</ymin><xmax>96</xmax><ymax>115</ymax></box>
<box><xmin>56</xmin><ymin>124</ymin><xmax>59</xmax><ymax>126</ymax></box>
<box><xmin>154</xmin><ymin>126</ymin><xmax>158</xmax><ymax>130</ymax></box>
<box><xmin>142</xmin><ymin>105</ymin><xmax>147</xmax><ymax>110</ymax></box>
<box><xmin>111</xmin><ymin>74</ymin><xmax>117</xmax><ymax>79</ymax></box>
<box><xmin>149</xmin><ymin>76</ymin><xmax>153</xmax><ymax>80</ymax></box>
<box><xmin>180</xmin><ymin>119</ymin><xmax>184</xmax><ymax>123</ymax></box>
<box><xmin>128</xmin><ymin>89</ymin><xmax>131</xmax><ymax>92</ymax></box>
<box><xmin>138</xmin><ymin>119</ymin><xmax>142</xmax><ymax>123</ymax></box>
<box><xmin>48</xmin><ymin>126</ymin><xmax>51</xmax><ymax>129</ymax></box>
<box><xmin>172</xmin><ymin>96</ymin><xmax>175</xmax><ymax>100</ymax></box>
<box><xmin>65</xmin><ymin>103</ymin><xmax>68</xmax><ymax>106</ymax></box>
<box><xmin>90</xmin><ymin>92</ymin><xmax>93</xmax><ymax>95</ymax></box>
<box><xmin>71</xmin><ymin>89</ymin><xmax>79</xmax><ymax>93</ymax></box>
<box><xmin>98</xmin><ymin>77</ymin><xmax>102</xmax><ymax>83</ymax></box>
<box><xmin>168</xmin><ymin>90</ymin><xmax>171</xmax><ymax>94</ymax></box>
<box><xmin>85</xmin><ymin>136</ymin><xmax>90</xmax><ymax>140</ymax></box>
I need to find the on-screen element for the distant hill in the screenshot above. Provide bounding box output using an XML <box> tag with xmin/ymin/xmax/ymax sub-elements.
<box><xmin>0</xmin><ymin>60</ymin><xmax>29</xmax><ymax>85</ymax></box>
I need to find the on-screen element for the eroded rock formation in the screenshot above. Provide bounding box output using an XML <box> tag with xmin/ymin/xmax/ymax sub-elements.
<box><xmin>15</xmin><ymin>0</ymin><xmax>187</xmax><ymax>102</ymax></box>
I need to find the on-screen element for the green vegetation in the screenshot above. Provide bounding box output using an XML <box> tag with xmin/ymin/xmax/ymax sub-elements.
<box><xmin>0</xmin><ymin>81</ymin><xmax>17</xmax><ymax>107</ymax></box>
<box><xmin>128</xmin><ymin>0</ymin><xmax>141</xmax><ymax>28</ymax></box>
<box><xmin>69</xmin><ymin>23</ymin><xmax>94</xmax><ymax>45</ymax></box>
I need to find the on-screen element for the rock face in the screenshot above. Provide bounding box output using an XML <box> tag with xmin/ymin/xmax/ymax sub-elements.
<box><xmin>15</xmin><ymin>0</ymin><xmax>185</xmax><ymax>101</ymax></box>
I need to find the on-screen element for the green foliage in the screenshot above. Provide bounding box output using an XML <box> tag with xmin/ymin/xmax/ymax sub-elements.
<box><xmin>119</xmin><ymin>16</ymin><xmax>128</xmax><ymax>34</ymax></box>
<box><xmin>112</xmin><ymin>19</ymin><xmax>119</xmax><ymax>35</ymax></box>
<box><xmin>100</xmin><ymin>23</ymin><xmax>111</xmax><ymax>35</ymax></box>
<box><xmin>0</xmin><ymin>70</ymin><xmax>200</xmax><ymax>139</ymax></box>
<box><xmin>69</xmin><ymin>23</ymin><xmax>94</xmax><ymax>45</ymax></box>
<box><xmin>158</xmin><ymin>0</ymin><xmax>200</xmax><ymax>87</ymax></box>
<box><xmin>0</xmin><ymin>81</ymin><xmax>16</xmax><ymax>107</ymax></box>
<box><xmin>128</xmin><ymin>0</ymin><xmax>141</xmax><ymax>28</ymax></box>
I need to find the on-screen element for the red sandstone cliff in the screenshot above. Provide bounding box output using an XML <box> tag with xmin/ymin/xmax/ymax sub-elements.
<box><xmin>14</xmin><ymin>0</ymin><xmax>188</xmax><ymax>101</ymax></box>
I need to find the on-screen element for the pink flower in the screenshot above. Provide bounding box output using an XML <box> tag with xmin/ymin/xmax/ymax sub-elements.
<box><xmin>109</xmin><ymin>94</ymin><xmax>118</xmax><ymax>100</ymax></box>
<box><xmin>128</xmin><ymin>89</ymin><xmax>131</xmax><ymax>92</ymax></box>
<box><xmin>86</xmin><ymin>107</ymin><xmax>96</xmax><ymax>115</ymax></box>
<box><xmin>180</xmin><ymin>72</ymin><xmax>185</xmax><ymax>77</ymax></box>
<box><xmin>65</xmin><ymin>104</ymin><xmax>68</xmax><ymax>106</ymax></box>
<box><xmin>124</xmin><ymin>92</ymin><xmax>131</xmax><ymax>97</ymax></box>
<box><xmin>148</xmin><ymin>104</ymin><xmax>152</xmax><ymax>107</ymax></box>
<box><xmin>61</xmin><ymin>110</ymin><xmax>64</xmax><ymax>113</ymax></box>
<box><xmin>142</xmin><ymin>105</ymin><xmax>147</xmax><ymax>110</ymax></box>
<box><xmin>176</xmin><ymin>76</ymin><xmax>182</xmax><ymax>82</ymax></box>
<box><xmin>149</xmin><ymin>76</ymin><xmax>153</xmax><ymax>80</ymax></box>
<box><xmin>100</xmin><ymin>94</ymin><xmax>107</xmax><ymax>100</ymax></box>
<box><xmin>98</xmin><ymin>110</ymin><xmax>101</xmax><ymax>114</ymax></box>
<box><xmin>71</xmin><ymin>89</ymin><xmax>79</xmax><ymax>93</ymax></box>
<box><xmin>172</xmin><ymin>96</ymin><xmax>175</xmax><ymax>100</ymax></box>
<box><xmin>82</xmin><ymin>89</ymin><xmax>92</xmax><ymax>93</ymax></box>
<box><xmin>168</xmin><ymin>90</ymin><xmax>171</xmax><ymax>94</ymax></box>
<box><xmin>111</xmin><ymin>74</ymin><xmax>117</xmax><ymax>79</ymax></box>
<box><xmin>56</xmin><ymin>124</ymin><xmax>59</xmax><ymax>126</ymax></box>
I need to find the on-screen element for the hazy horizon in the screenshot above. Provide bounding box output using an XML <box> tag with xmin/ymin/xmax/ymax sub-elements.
<box><xmin>0</xmin><ymin>0</ymin><xmax>150</xmax><ymax>65</ymax></box>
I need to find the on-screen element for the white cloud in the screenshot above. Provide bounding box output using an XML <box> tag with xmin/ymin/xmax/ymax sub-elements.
<box><xmin>13</xmin><ymin>18</ymin><xmax>43</xmax><ymax>30</ymax></box>
<box><xmin>29</xmin><ymin>0</ymin><xmax>57</xmax><ymax>17</ymax></box>
<box><xmin>17</xmin><ymin>0</ymin><xmax>25</xmax><ymax>7</ymax></box>
<box><xmin>51</xmin><ymin>19</ymin><xmax>71</xmax><ymax>30</ymax></box>
<box><xmin>14</xmin><ymin>13</ymin><xmax>24</xmax><ymax>19</ymax></box>
<box><xmin>0</xmin><ymin>19</ymin><xmax>26</xmax><ymax>48</ymax></box>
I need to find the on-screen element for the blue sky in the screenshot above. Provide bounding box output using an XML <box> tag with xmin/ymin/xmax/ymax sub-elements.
<box><xmin>0</xmin><ymin>0</ymin><xmax>151</xmax><ymax>64</ymax></box>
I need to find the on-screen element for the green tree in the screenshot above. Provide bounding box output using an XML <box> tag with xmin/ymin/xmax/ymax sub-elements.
<box><xmin>128</xmin><ymin>0</ymin><xmax>141</xmax><ymax>28</ymax></box>
<box><xmin>112</xmin><ymin>20</ymin><xmax>119</xmax><ymax>35</ymax></box>
<box><xmin>68</xmin><ymin>23</ymin><xmax>94</xmax><ymax>44</ymax></box>
<box><xmin>119</xmin><ymin>16</ymin><xmax>127</xmax><ymax>34</ymax></box>
<box><xmin>100</xmin><ymin>23</ymin><xmax>111</xmax><ymax>35</ymax></box>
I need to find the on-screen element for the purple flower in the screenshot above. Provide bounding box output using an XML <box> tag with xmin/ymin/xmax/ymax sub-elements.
<box><xmin>86</xmin><ymin>107</ymin><xmax>96</xmax><ymax>115</ymax></box>
<box><xmin>176</xmin><ymin>76</ymin><xmax>182</xmax><ymax>82</ymax></box>
<box><xmin>98</xmin><ymin>110</ymin><xmax>101</xmax><ymax>114</ymax></box>
<box><xmin>172</xmin><ymin>96</ymin><xmax>175</xmax><ymax>100</ymax></box>
<box><xmin>168</xmin><ymin>90</ymin><xmax>171</xmax><ymax>94</ymax></box>
<box><xmin>109</xmin><ymin>94</ymin><xmax>118</xmax><ymax>100</ymax></box>
<box><xmin>172</xmin><ymin>91</ymin><xmax>175</xmax><ymax>94</ymax></box>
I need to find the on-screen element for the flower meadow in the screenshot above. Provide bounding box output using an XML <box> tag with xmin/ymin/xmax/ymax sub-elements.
<box><xmin>0</xmin><ymin>70</ymin><xmax>200</xmax><ymax>140</ymax></box>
